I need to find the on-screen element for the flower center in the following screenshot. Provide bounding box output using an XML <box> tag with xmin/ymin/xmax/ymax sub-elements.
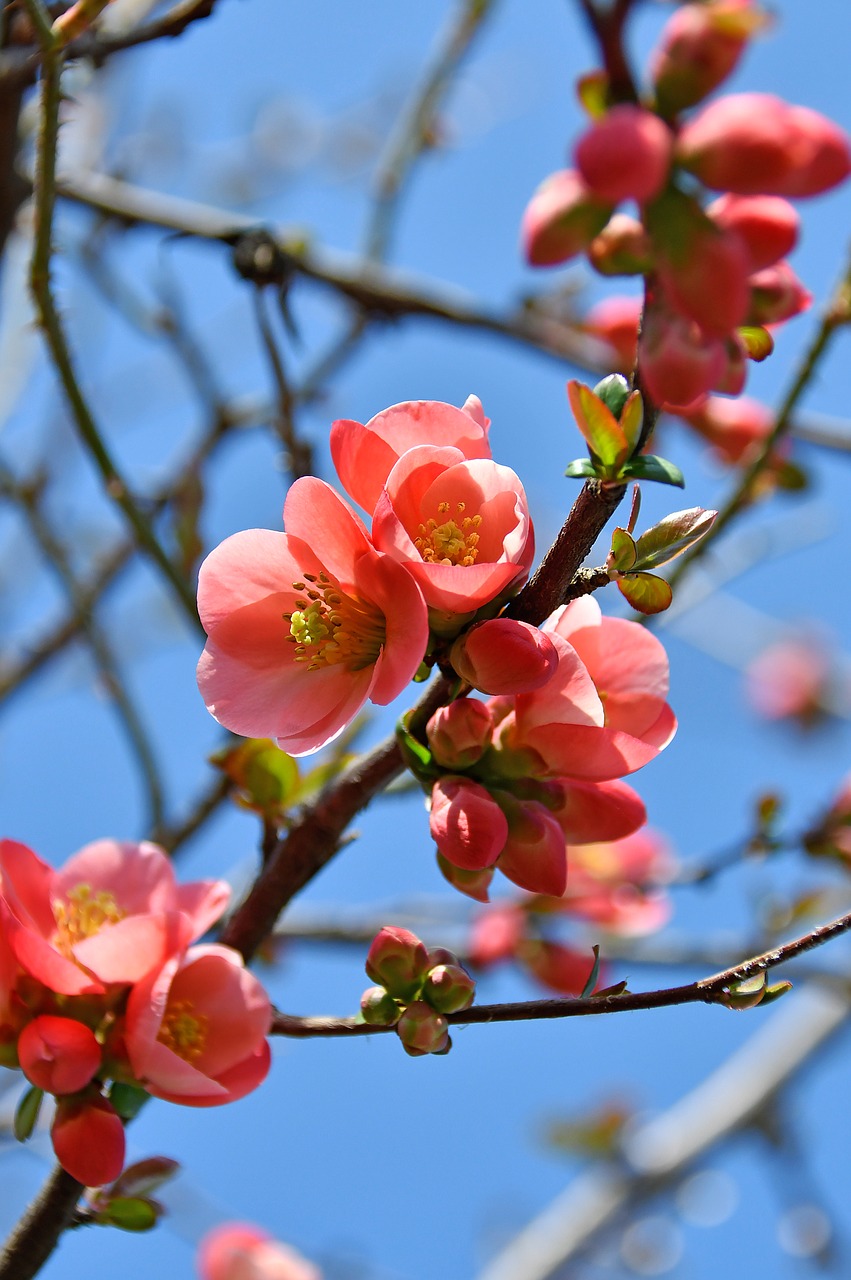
<box><xmin>415</xmin><ymin>501</ymin><xmax>482</xmax><ymax>566</ymax></box>
<box><xmin>284</xmin><ymin>571</ymin><xmax>386</xmax><ymax>672</ymax></box>
<box><xmin>157</xmin><ymin>999</ymin><xmax>208</xmax><ymax>1061</ymax></box>
<box><xmin>53</xmin><ymin>884</ymin><xmax>126</xmax><ymax>955</ymax></box>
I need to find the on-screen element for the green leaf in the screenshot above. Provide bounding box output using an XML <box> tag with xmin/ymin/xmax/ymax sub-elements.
<box><xmin>99</xmin><ymin>1197</ymin><xmax>159</xmax><ymax>1233</ymax></box>
<box><xmin>567</xmin><ymin>381</ymin><xmax>627</xmax><ymax>469</ymax></box>
<box><xmin>761</xmin><ymin>980</ymin><xmax>793</xmax><ymax>1005</ymax></box>
<box><xmin>576</xmin><ymin>70</ymin><xmax>609</xmax><ymax>120</ymax></box>
<box><xmin>396</xmin><ymin>719</ymin><xmax>437</xmax><ymax>785</ymax></box>
<box><xmin>109</xmin><ymin>1082</ymin><xmax>149</xmax><ymax>1121</ymax></box>
<box><xmin>619</xmin><ymin>389</ymin><xmax>644</xmax><ymax>453</ymax></box>
<box><xmin>111</xmin><ymin>1158</ymin><xmax>180</xmax><ymax>1201</ymax></box>
<box><xmin>632</xmin><ymin>507</ymin><xmax>717</xmax><ymax>570</ymax></box>
<box><xmin>564</xmin><ymin>457</ymin><xmax>599</xmax><ymax>480</ymax></box>
<box><xmin>737</xmin><ymin>324</ymin><xmax>774</xmax><ymax>362</ymax></box>
<box><xmin>579</xmin><ymin>944</ymin><xmax>602</xmax><ymax>998</ymax></box>
<box><xmin>211</xmin><ymin>738</ymin><xmax>300</xmax><ymax>821</ymax></box>
<box><xmin>616</xmin><ymin>572</ymin><xmax>673</xmax><ymax>615</ymax></box>
<box><xmin>608</xmin><ymin>527</ymin><xmax>637</xmax><ymax>572</ymax></box>
<box><xmin>592</xmin><ymin>373</ymin><xmax>631</xmax><ymax>419</ymax></box>
<box><xmin>620</xmin><ymin>455</ymin><xmax>685</xmax><ymax>487</ymax></box>
<box><xmin>720</xmin><ymin>972</ymin><xmax>767</xmax><ymax>1010</ymax></box>
<box><xmin>14</xmin><ymin>1086</ymin><xmax>43</xmax><ymax>1143</ymax></box>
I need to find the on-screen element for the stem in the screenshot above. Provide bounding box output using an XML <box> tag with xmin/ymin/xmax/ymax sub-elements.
<box><xmin>0</xmin><ymin>1165</ymin><xmax>82</xmax><ymax>1280</ymax></box>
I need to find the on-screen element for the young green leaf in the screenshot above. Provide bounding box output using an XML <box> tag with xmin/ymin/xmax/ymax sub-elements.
<box><xmin>567</xmin><ymin>381</ymin><xmax>628</xmax><ymax>469</ymax></box>
<box><xmin>564</xmin><ymin>457</ymin><xmax>600</xmax><ymax>480</ymax></box>
<box><xmin>608</xmin><ymin>527</ymin><xmax>637</xmax><ymax>573</ymax></box>
<box><xmin>579</xmin><ymin>944</ymin><xmax>602</xmax><ymax>998</ymax></box>
<box><xmin>616</xmin><ymin>573</ymin><xmax>673</xmax><ymax>614</ymax></box>
<box><xmin>632</xmin><ymin>507</ymin><xmax>717</xmax><ymax>570</ymax></box>
<box><xmin>620</xmin><ymin>455</ymin><xmax>685</xmax><ymax>487</ymax></box>
<box><xmin>13</xmin><ymin>1086</ymin><xmax>43</xmax><ymax>1143</ymax></box>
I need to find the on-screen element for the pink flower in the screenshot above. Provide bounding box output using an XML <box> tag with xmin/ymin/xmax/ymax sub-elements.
<box><xmin>427</xmin><ymin>698</ymin><xmax>494</xmax><ymax>770</ymax></box>
<box><xmin>198</xmin><ymin>1223</ymin><xmax>321</xmax><ymax>1280</ymax></box>
<box><xmin>125</xmin><ymin>944</ymin><xmax>271</xmax><ymax>1106</ymax></box>
<box><xmin>747</xmin><ymin>260</ymin><xmax>812</xmax><ymax>326</ymax></box>
<box><xmin>52</xmin><ymin>1093</ymin><xmax>125</xmax><ymax>1186</ymax></box>
<box><xmin>559</xmin><ymin>829</ymin><xmax>675</xmax><ymax>936</ymax></box>
<box><xmin>656</xmin><ymin>221</ymin><xmax>751</xmax><ymax>336</ymax></box>
<box><xmin>746</xmin><ymin>638</ymin><xmax>830</xmax><ymax>723</ymax></box>
<box><xmin>546</xmin><ymin>777</ymin><xmax>647</xmax><ymax>844</ymax></box>
<box><xmin>582</xmin><ymin>295</ymin><xmax>641</xmax><ymax>372</ymax></box>
<box><xmin>506</xmin><ymin>598</ymin><xmax>675</xmax><ymax>781</ymax></box>
<box><xmin>683</xmin><ymin>394</ymin><xmax>774</xmax><ymax>465</ymax></box>
<box><xmin>197</xmin><ymin>477</ymin><xmax>429</xmax><ymax>756</ymax></box>
<box><xmin>468</xmin><ymin>903</ymin><xmax>525</xmax><ymax>968</ymax></box>
<box><xmin>0</xmin><ymin>838</ymin><xmax>229</xmax><ymax>997</ymax></box>
<box><xmin>638</xmin><ymin>304</ymin><xmax>726</xmax><ymax>410</ymax></box>
<box><xmin>450</xmin><ymin>619</ymin><xmax>558</xmax><ymax>695</ymax></box>
<box><xmin>708</xmin><ymin>194</ymin><xmax>799</xmax><ymax>271</ymax></box>
<box><xmin>677</xmin><ymin>93</ymin><xmax>851</xmax><ymax>197</ymax></box>
<box><xmin>372</xmin><ymin>446</ymin><xmax>534</xmax><ymax>618</ymax></box>
<box><xmin>18</xmin><ymin>1015</ymin><xmax>101</xmax><ymax>1094</ymax></box>
<box><xmin>521</xmin><ymin>169</ymin><xmax>613</xmax><ymax>266</ymax></box>
<box><xmin>575</xmin><ymin>106</ymin><xmax>673</xmax><ymax>205</ymax></box>
<box><xmin>330</xmin><ymin>397</ymin><xmax>490</xmax><ymax>516</ymax></box>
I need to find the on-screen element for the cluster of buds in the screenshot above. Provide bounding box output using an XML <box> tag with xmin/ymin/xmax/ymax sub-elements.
<box><xmin>0</xmin><ymin>839</ymin><xmax>271</xmax><ymax>1187</ymax></box>
<box><xmin>468</xmin><ymin>828</ymin><xmax>673</xmax><ymax>995</ymax></box>
<box><xmin>404</xmin><ymin>596</ymin><xmax>674</xmax><ymax>901</ymax></box>
<box><xmin>522</xmin><ymin>0</ymin><xmax>850</xmax><ymax>410</ymax></box>
<box><xmin>359</xmin><ymin>927</ymin><xmax>475</xmax><ymax>1056</ymax></box>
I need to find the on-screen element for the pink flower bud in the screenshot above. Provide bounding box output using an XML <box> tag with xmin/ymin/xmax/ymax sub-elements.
<box><xmin>677</xmin><ymin>93</ymin><xmax>851</xmax><ymax>197</ymax></box>
<box><xmin>583</xmin><ymin>295</ymin><xmax>641</xmax><ymax>372</ymax></box>
<box><xmin>708</xmin><ymin>194</ymin><xmax>799</xmax><ymax>270</ymax></box>
<box><xmin>639</xmin><ymin>307</ymin><xmax>726</xmax><ymax>410</ymax></box>
<box><xmin>521</xmin><ymin>170</ymin><xmax>613</xmax><ymax>266</ymax></box>
<box><xmin>427</xmin><ymin>698</ymin><xmax>494</xmax><ymax>770</ymax></box>
<box><xmin>422</xmin><ymin>963</ymin><xmax>476</xmax><ymax>1014</ymax></box>
<box><xmin>52</xmin><ymin>1094</ymin><xmax>125</xmax><ymax>1186</ymax></box>
<box><xmin>396</xmin><ymin>1001</ymin><xmax>450</xmax><ymax>1056</ymax></box>
<box><xmin>657</xmin><ymin>222</ymin><xmax>751</xmax><ymax>336</ymax></box>
<box><xmin>713</xmin><ymin>334</ymin><xmax>748</xmax><ymax>397</ymax></box>
<box><xmin>746</xmin><ymin>638</ymin><xmax>830</xmax><ymax>723</ymax></box>
<box><xmin>430</xmin><ymin>777</ymin><xmax>508</xmax><ymax>871</ymax></box>
<box><xmin>575</xmin><ymin>106</ymin><xmax>673</xmax><ymax>205</ymax></box>
<box><xmin>365</xmin><ymin>927</ymin><xmax>430</xmax><ymax>999</ymax></box>
<box><xmin>588</xmin><ymin>213</ymin><xmax>654</xmax><ymax>276</ymax></box>
<box><xmin>683</xmin><ymin>394</ymin><xmax>773</xmax><ymax>464</ymax></box>
<box><xmin>651</xmin><ymin>1</ymin><xmax>766</xmax><ymax>115</ymax></box>
<box><xmin>436</xmin><ymin>852</ymin><xmax>495</xmax><ymax>903</ymax></box>
<box><xmin>18</xmin><ymin>1015</ymin><xmax>101</xmax><ymax>1095</ymax></box>
<box><xmin>497</xmin><ymin>798</ymin><xmax>569</xmax><ymax>897</ymax></box>
<box><xmin>198</xmin><ymin>1223</ymin><xmax>321</xmax><ymax>1280</ymax></box>
<box><xmin>519</xmin><ymin>940</ymin><xmax>606</xmax><ymax>997</ymax></box>
<box><xmin>450</xmin><ymin>619</ymin><xmax>558</xmax><ymax>696</ymax></box>
<box><xmin>360</xmin><ymin>986</ymin><xmax>402</xmax><ymax>1026</ymax></box>
<box><xmin>747</xmin><ymin>260</ymin><xmax>813</xmax><ymax>326</ymax></box>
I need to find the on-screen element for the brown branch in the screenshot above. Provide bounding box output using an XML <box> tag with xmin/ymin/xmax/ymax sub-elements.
<box><xmin>0</xmin><ymin>1165</ymin><xmax>82</xmax><ymax>1280</ymax></box>
<box><xmin>270</xmin><ymin>904</ymin><xmax>851</xmax><ymax>1038</ymax></box>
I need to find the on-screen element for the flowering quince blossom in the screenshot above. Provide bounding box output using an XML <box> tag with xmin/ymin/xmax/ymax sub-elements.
<box><xmin>330</xmin><ymin>396</ymin><xmax>491</xmax><ymax>516</ymax></box>
<box><xmin>371</xmin><ymin>444</ymin><xmax>534</xmax><ymax>620</ymax></box>
<box><xmin>125</xmin><ymin>944</ymin><xmax>272</xmax><ymax>1106</ymax></box>
<box><xmin>197</xmin><ymin>476</ymin><xmax>429</xmax><ymax>756</ymax></box>
<box><xmin>550</xmin><ymin>828</ymin><xmax>675</xmax><ymax>937</ymax></box>
<box><xmin>0</xmin><ymin>837</ymin><xmax>229</xmax><ymax>996</ymax></box>
<box><xmin>198</xmin><ymin>1222</ymin><xmax>322</xmax><ymax>1280</ymax></box>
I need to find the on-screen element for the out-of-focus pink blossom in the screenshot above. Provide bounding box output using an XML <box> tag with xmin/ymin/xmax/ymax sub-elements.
<box><xmin>708</xmin><ymin>193</ymin><xmax>799</xmax><ymax>270</ymax></box>
<box><xmin>747</xmin><ymin>260</ymin><xmax>813</xmax><ymax>325</ymax></box>
<box><xmin>0</xmin><ymin>838</ymin><xmax>228</xmax><ymax>997</ymax></box>
<box><xmin>450</xmin><ymin>619</ymin><xmax>558</xmax><ymax>695</ymax></box>
<box><xmin>468</xmin><ymin>903</ymin><xmax>525</xmax><ymax>968</ymax></box>
<box><xmin>683</xmin><ymin>394</ymin><xmax>774</xmax><ymax>465</ymax></box>
<box><xmin>521</xmin><ymin>169</ymin><xmax>613</xmax><ymax>266</ymax></box>
<box><xmin>651</xmin><ymin>0</ymin><xmax>767</xmax><ymax>115</ymax></box>
<box><xmin>197</xmin><ymin>477</ymin><xmax>429</xmax><ymax>756</ymax></box>
<box><xmin>125</xmin><ymin>944</ymin><xmax>271</xmax><ymax>1107</ymax></box>
<box><xmin>746</xmin><ymin>638</ymin><xmax>830</xmax><ymax>723</ymax></box>
<box><xmin>372</xmin><ymin>447</ymin><xmax>534</xmax><ymax>617</ymax></box>
<box><xmin>638</xmin><ymin>305</ymin><xmax>726</xmax><ymax>409</ymax></box>
<box><xmin>518</xmin><ymin>940</ymin><xmax>604</xmax><ymax>997</ymax></box>
<box><xmin>51</xmin><ymin>1093</ymin><xmax>125</xmax><ymax>1186</ymax></box>
<box><xmin>330</xmin><ymin>398</ymin><xmax>490</xmax><ymax>516</ymax></box>
<box><xmin>588</xmin><ymin>214</ymin><xmax>653</xmax><ymax>277</ymax></box>
<box><xmin>678</xmin><ymin>93</ymin><xmax>851</xmax><ymax>196</ymax></box>
<box><xmin>582</xmin><ymin>295</ymin><xmax>641</xmax><ymax>372</ymax></box>
<box><xmin>198</xmin><ymin>1223</ymin><xmax>321</xmax><ymax>1280</ymax></box>
<box><xmin>18</xmin><ymin>1015</ymin><xmax>101</xmax><ymax>1095</ymax></box>
<box><xmin>575</xmin><ymin>106</ymin><xmax>673</xmax><ymax>205</ymax></box>
<box><xmin>657</xmin><ymin>222</ymin><xmax>751</xmax><ymax>336</ymax></box>
<box><xmin>559</xmin><ymin>829</ymin><xmax>675</xmax><ymax>936</ymax></box>
<box><xmin>430</xmin><ymin>777</ymin><xmax>508</xmax><ymax>871</ymax></box>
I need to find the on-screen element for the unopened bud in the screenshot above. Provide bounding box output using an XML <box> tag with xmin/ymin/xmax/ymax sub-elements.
<box><xmin>588</xmin><ymin>213</ymin><xmax>653</xmax><ymax>276</ymax></box>
<box><xmin>396</xmin><ymin>1002</ymin><xmax>450</xmax><ymax>1056</ymax></box>
<box><xmin>575</xmin><ymin>105</ymin><xmax>673</xmax><ymax>205</ymax></box>
<box><xmin>521</xmin><ymin>169</ymin><xmax>613</xmax><ymax>267</ymax></box>
<box><xmin>365</xmin><ymin>927</ymin><xmax>430</xmax><ymax>1000</ymax></box>
<box><xmin>360</xmin><ymin>986</ymin><xmax>402</xmax><ymax>1027</ymax></box>
<box><xmin>423</xmin><ymin>964</ymin><xmax>476</xmax><ymax>1014</ymax></box>
<box><xmin>450</xmin><ymin>619</ymin><xmax>557</xmax><ymax>696</ymax></box>
<box><xmin>18</xmin><ymin>1016</ymin><xmax>102</xmax><ymax>1096</ymax></box>
<box><xmin>427</xmin><ymin>698</ymin><xmax>493</xmax><ymax>770</ymax></box>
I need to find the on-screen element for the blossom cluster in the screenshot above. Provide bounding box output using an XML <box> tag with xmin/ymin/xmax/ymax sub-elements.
<box><xmin>197</xmin><ymin>397</ymin><xmax>533</xmax><ymax>756</ymax></box>
<box><xmin>359</xmin><ymin>926</ymin><xmax>476</xmax><ymax>1056</ymax></box>
<box><xmin>522</xmin><ymin>0</ymin><xmax>851</xmax><ymax>412</ymax></box>
<box><xmin>0</xmin><ymin>839</ymin><xmax>271</xmax><ymax>1186</ymax></box>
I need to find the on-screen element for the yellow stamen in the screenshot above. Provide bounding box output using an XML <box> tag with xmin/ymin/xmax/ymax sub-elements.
<box><xmin>415</xmin><ymin>500</ymin><xmax>482</xmax><ymax>567</ymax></box>
<box><xmin>53</xmin><ymin>884</ymin><xmax>125</xmax><ymax>956</ymax></box>
<box><xmin>283</xmin><ymin>571</ymin><xmax>385</xmax><ymax>673</ymax></box>
<box><xmin>157</xmin><ymin>999</ymin><xmax>208</xmax><ymax>1061</ymax></box>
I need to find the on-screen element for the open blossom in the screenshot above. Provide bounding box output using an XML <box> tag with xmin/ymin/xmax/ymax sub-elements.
<box><xmin>125</xmin><ymin>944</ymin><xmax>271</xmax><ymax>1106</ymax></box>
<box><xmin>0</xmin><ymin>838</ymin><xmax>228</xmax><ymax>997</ymax></box>
<box><xmin>197</xmin><ymin>477</ymin><xmax>429</xmax><ymax>756</ymax></box>
<box><xmin>198</xmin><ymin>1223</ymin><xmax>321</xmax><ymax>1280</ymax></box>
<box><xmin>330</xmin><ymin>397</ymin><xmax>490</xmax><ymax>516</ymax></box>
<box><xmin>372</xmin><ymin>446</ymin><xmax>534</xmax><ymax>618</ymax></box>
